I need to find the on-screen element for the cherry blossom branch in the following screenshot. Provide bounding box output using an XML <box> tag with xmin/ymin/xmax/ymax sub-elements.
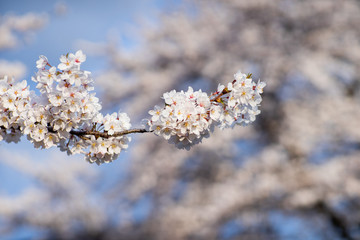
<box><xmin>0</xmin><ymin>50</ymin><xmax>265</xmax><ymax>164</ymax></box>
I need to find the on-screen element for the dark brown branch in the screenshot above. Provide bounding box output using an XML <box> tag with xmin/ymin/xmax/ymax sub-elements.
<box><xmin>69</xmin><ymin>128</ymin><xmax>152</xmax><ymax>138</ymax></box>
<box><xmin>46</xmin><ymin>126</ymin><xmax>152</xmax><ymax>139</ymax></box>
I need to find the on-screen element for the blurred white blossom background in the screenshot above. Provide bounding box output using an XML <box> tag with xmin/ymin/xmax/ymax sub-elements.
<box><xmin>1</xmin><ymin>0</ymin><xmax>360</xmax><ymax>240</ymax></box>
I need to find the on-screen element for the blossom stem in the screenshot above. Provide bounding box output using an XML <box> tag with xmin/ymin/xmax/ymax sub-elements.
<box><xmin>69</xmin><ymin>128</ymin><xmax>152</xmax><ymax>138</ymax></box>
<box><xmin>46</xmin><ymin>126</ymin><xmax>152</xmax><ymax>139</ymax></box>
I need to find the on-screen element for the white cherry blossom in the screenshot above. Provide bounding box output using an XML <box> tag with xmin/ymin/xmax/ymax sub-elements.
<box><xmin>36</xmin><ymin>55</ymin><xmax>48</xmax><ymax>69</ymax></box>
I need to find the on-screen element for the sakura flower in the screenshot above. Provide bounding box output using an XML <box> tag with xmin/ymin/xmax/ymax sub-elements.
<box><xmin>256</xmin><ymin>79</ymin><xmax>266</xmax><ymax>94</ymax></box>
<box><xmin>96</xmin><ymin>138</ymin><xmax>109</xmax><ymax>155</ymax></box>
<box><xmin>58</xmin><ymin>54</ymin><xmax>73</xmax><ymax>71</ymax></box>
<box><xmin>2</xmin><ymin>94</ymin><xmax>16</xmax><ymax>110</ymax></box>
<box><xmin>40</xmin><ymin>66</ymin><xmax>57</xmax><ymax>85</ymax></box>
<box><xmin>69</xmin><ymin>141</ymin><xmax>86</xmax><ymax>155</ymax></box>
<box><xmin>52</xmin><ymin>119</ymin><xmax>66</xmax><ymax>131</ymax></box>
<box><xmin>196</xmin><ymin>92</ymin><xmax>210</xmax><ymax>108</ymax></box>
<box><xmin>31</xmin><ymin>124</ymin><xmax>48</xmax><ymax>142</ymax></box>
<box><xmin>69</xmin><ymin>50</ymin><xmax>86</xmax><ymax>65</ymax></box>
<box><xmin>108</xmin><ymin>141</ymin><xmax>122</xmax><ymax>155</ymax></box>
<box><xmin>149</xmin><ymin>105</ymin><xmax>163</xmax><ymax>122</ymax></box>
<box><xmin>8</xmin><ymin>80</ymin><xmax>29</xmax><ymax>98</ymax></box>
<box><xmin>248</xmin><ymin>106</ymin><xmax>261</xmax><ymax>122</ymax></box>
<box><xmin>119</xmin><ymin>136</ymin><xmax>130</xmax><ymax>149</ymax></box>
<box><xmin>118</xmin><ymin>112</ymin><xmax>131</xmax><ymax>130</ymax></box>
<box><xmin>68</xmin><ymin>70</ymin><xmax>85</xmax><ymax>86</ymax></box>
<box><xmin>103</xmin><ymin>113</ymin><xmax>120</xmax><ymax>135</ymax></box>
<box><xmin>43</xmin><ymin>133</ymin><xmax>59</xmax><ymax>148</ymax></box>
<box><xmin>89</xmin><ymin>136</ymin><xmax>100</xmax><ymax>154</ymax></box>
<box><xmin>163</xmin><ymin>90</ymin><xmax>178</xmax><ymax>105</ymax></box>
<box><xmin>48</xmin><ymin>92</ymin><xmax>64</xmax><ymax>106</ymax></box>
<box><xmin>210</xmin><ymin>105</ymin><xmax>222</xmax><ymax>121</ymax></box>
<box><xmin>36</xmin><ymin>55</ymin><xmax>48</xmax><ymax>69</ymax></box>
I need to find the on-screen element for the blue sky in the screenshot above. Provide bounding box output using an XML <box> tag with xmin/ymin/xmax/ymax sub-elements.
<box><xmin>0</xmin><ymin>0</ymin><xmax>179</xmax><ymax>79</ymax></box>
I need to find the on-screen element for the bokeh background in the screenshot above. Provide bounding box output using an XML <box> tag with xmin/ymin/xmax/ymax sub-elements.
<box><xmin>1</xmin><ymin>0</ymin><xmax>360</xmax><ymax>239</ymax></box>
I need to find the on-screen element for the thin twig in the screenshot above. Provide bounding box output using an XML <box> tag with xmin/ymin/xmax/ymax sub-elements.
<box><xmin>46</xmin><ymin>126</ymin><xmax>152</xmax><ymax>139</ymax></box>
<box><xmin>69</xmin><ymin>128</ymin><xmax>152</xmax><ymax>138</ymax></box>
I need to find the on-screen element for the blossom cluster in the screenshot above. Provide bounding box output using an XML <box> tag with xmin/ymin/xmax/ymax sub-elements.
<box><xmin>0</xmin><ymin>51</ymin><xmax>131</xmax><ymax>164</ymax></box>
<box><xmin>147</xmin><ymin>71</ymin><xmax>266</xmax><ymax>149</ymax></box>
<box><xmin>147</xmin><ymin>87</ymin><xmax>212</xmax><ymax>149</ymax></box>
<box><xmin>0</xmin><ymin>76</ymin><xmax>30</xmax><ymax>143</ymax></box>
